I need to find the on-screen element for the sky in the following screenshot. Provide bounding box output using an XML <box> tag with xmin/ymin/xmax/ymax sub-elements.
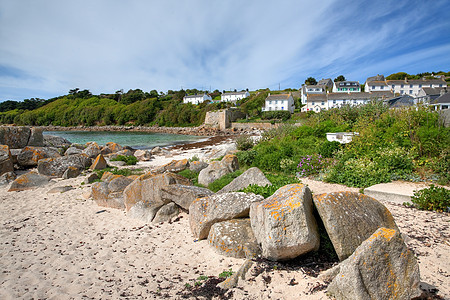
<box><xmin>1</xmin><ymin>0</ymin><xmax>450</xmax><ymax>101</ymax></box>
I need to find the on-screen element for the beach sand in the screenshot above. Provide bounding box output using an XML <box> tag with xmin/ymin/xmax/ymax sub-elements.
<box><xmin>1</xmin><ymin>139</ymin><xmax>449</xmax><ymax>299</ymax></box>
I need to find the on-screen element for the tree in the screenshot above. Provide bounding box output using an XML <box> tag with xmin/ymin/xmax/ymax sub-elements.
<box><xmin>334</xmin><ymin>75</ymin><xmax>346</xmax><ymax>82</ymax></box>
<box><xmin>386</xmin><ymin>72</ymin><xmax>410</xmax><ymax>80</ymax></box>
<box><xmin>305</xmin><ymin>77</ymin><xmax>317</xmax><ymax>85</ymax></box>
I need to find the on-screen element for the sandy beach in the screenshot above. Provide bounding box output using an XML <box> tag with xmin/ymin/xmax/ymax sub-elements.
<box><xmin>1</xmin><ymin>139</ymin><xmax>449</xmax><ymax>299</ymax></box>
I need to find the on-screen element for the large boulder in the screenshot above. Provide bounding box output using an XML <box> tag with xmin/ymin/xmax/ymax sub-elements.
<box><xmin>134</xmin><ymin>149</ymin><xmax>152</xmax><ymax>161</ymax></box>
<box><xmin>0</xmin><ymin>126</ymin><xmax>31</xmax><ymax>148</ymax></box>
<box><xmin>37</xmin><ymin>154</ymin><xmax>91</xmax><ymax>177</ymax></box>
<box><xmin>189</xmin><ymin>192</ymin><xmax>263</xmax><ymax>240</ymax></box>
<box><xmin>0</xmin><ymin>145</ymin><xmax>14</xmax><ymax>176</ymax></box>
<box><xmin>8</xmin><ymin>171</ymin><xmax>50</xmax><ymax>192</ymax></box>
<box><xmin>101</xmin><ymin>142</ymin><xmax>123</xmax><ymax>155</ymax></box>
<box><xmin>0</xmin><ymin>171</ymin><xmax>16</xmax><ymax>186</ymax></box>
<box><xmin>198</xmin><ymin>155</ymin><xmax>239</xmax><ymax>187</ymax></box>
<box><xmin>90</xmin><ymin>154</ymin><xmax>108</xmax><ymax>170</ymax></box>
<box><xmin>82</xmin><ymin>142</ymin><xmax>101</xmax><ymax>159</ymax></box>
<box><xmin>313</xmin><ymin>192</ymin><xmax>398</xmax><ymax>261</ymax></box>
<box><xmin>91</xmin><ymin>174</ymin><xmax>134</xmax><ymax>209</ymax></box>
<box><xmin>62</xmin><ymin>166</ymin><xmax>82</xmax><ymax>179</ymax></box>
<box><xmin>17</xmin><ymin>146</ymin><xmax>61</xmax><ymax>167</ymax></box>
<box><xmin>64</xmin><ymin>146</ymin><xmax>83</xmax><ymax>156</ymax></box>
<box><xmin>189</xmin><ymin>161</ymin><xmax>208</xmax><ymax>173</ymax></box>
<box><xmin>153</xmin><ymin>159</ymin><xmax>190</xmax><ymax>174</ymax></box>
<box><xmin>250</xmin><ymin>184</ymin><xmax>319</xmax><ymax>261</ymax></box>
<box><xmin>28</xmin><ymin>127</ymin><xmax>44</xmax><ymax>147</ymax></box>
<box><xmin>123</xmin><ymin>172</ymin><xmax>190</xmax><ymax>222</ymax></box>
<box><xmin>160</xmin><ymin>184</ymin><xmax>214</xmax><ymax>210</ymax></box>
<box><xmin>207</xmin><ymin>219</ymin><xmax>261</xmax><ymax>259</ymax></box>
<box><xmin>152</xmin><ymin>202</ymin><xmax>180</xmax><ymax>223</ymax></box>
<box><xmin>43</xmin><ymin>135</ymin><xmax>71</xmax><ymax>147</ymax></box>
<box><xmin>218</xmin><ymin>167</ymin><xmax>271</xmax><ymax>193</ymax></box>
<box><xmin>327</xmin><ymin>228</ymin><xmax>421</xmax><ymax>300</ymax></box>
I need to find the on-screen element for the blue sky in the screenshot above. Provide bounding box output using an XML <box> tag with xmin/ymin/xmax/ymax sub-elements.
<box><xmin>1</xmin><ymin>0</ymin><xmax>449</xmax><ymax>101</ymax></box>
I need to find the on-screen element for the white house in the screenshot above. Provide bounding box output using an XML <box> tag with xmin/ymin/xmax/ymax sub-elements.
<box><xmin>333</xmin><ymin>81</ymin><xmax>361</xmax><ymax>93</ymax></box>
<box><xmin>326</xmin><ymin>132</ymin><xmax>359</xmax><ymax>144</ymax></box>
<box><xmin>183</xmin><ymin>93</ymin><xmax>212</xmax><ymax>105</ymax></box>
<box><xmin>365</xmin><ymin>75</ymin><xmax>388</xmax><ymax>92</ymax></box>
<box><xmin>300</xmin><ymin>85</ymin><xmax>326</xmax><ymax>105</ymax></box>
<box><xmin>430</xmin><ymin>89</ymin><xmax>450</xmax><ymax>110</ymax></box>
<box><xmin>416</xmin><ymin>87</ymin><xmax>447</xmax><ymax>104</ymax></box>
<box><xmin>262</xmin><ymin>93</ymin><xmax>295</xmax><ymax>113</ymax></box>
<box><xmin>221</xmin><ymin>91</ymin><xmax>250</xmax><ymax>103</ymax></box>
<box><xmin>386</xmin><ymin>77</ymin><xmax>446</xmax><ymax>98</ymax></box>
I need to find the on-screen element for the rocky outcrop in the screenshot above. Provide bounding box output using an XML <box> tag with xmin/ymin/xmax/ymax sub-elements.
<box><xmin>64</xmin><ymin>146</ymin><xmax>83</xmax><ymax>156</ymax></box>
<box><xmin>37</xmin><ymin>154</ymin><xmax>91</xmax><ymax>178</ymax></box>
<box><xmin>62</xmin><ymin>166</ymin><xmax>82</xmax><ymax>179</ymax></box>
<box><xmin>91</xmin><ymin>154</ymin><xmax>108</xmax><ymax>170</ymax></box>
<box><xmin>189</xmin><ymin>192</ymin><xmax>263</xmax><ymax>240</ymax></box>
<box><xmin>0</xmin><ymin>145</ymin><xmax>14</xmax><ymax>176</ymax></box>
<box><xmin>197</xmin><ymin>155</ymin><xmax>239</xmax><ymax>186</ymax></box>
<box><xmin>43</xmin><ymin>135</ymin><xmax>71</xmax><ymax>147</ymax></box>
<box><xmin>17</xmin><ymin>146</ymin><xmax>61</xmax><ymax>167</ymax></box>
<box><xmin>189</xmin><ymin>161</ymin><xmax>208</xmax><ymax>173</ymax></box>
<box><xmin>91</xmin><ymin>173</ymin><xmax>134</xmax><ymax>209</ymax></box>
<box><xmin>218</xmin><ymin>167</ymin><xmax>271</xmax><ymax>193</ymax></box>
<box><xmin>207</xmin><ymin>219</ymin><xmax>261</xmax><ymax>259</ymax></box>
<box><xmin>134</xmin><ymin>149</ymin><xmax>152</xmax><ymax>161</ymax></box>
<box><xmin>28</xmin><ymin>127</ymin><xmax>44</xmax><ymax>147</ymax></box>
<box><xmin>123</xmin><ymin>172</ymin><xmax>190</xmax><ymax>222</ymax></box>
<box><xmin>313</xmin><ymin>192</ymin><xmax>398</xmax><ymax>261</ymax></box>
<box><xmin>101</xmin><ymin>142</ymin><xmax>123</xmax><ymax>155</ymax></box>
<box><xmin>160</xmin><ymin>184</ymin><xmax>214</xmax><ymax>210</ymax></box>
<box><xmin>8</xmin><ymin>171</ymin><xmax>50</xmax><ymax>192</ymax></box>
<box><xmin>152</xmin><ymin>202</ymin><xmax>180</xmax><ymax>223</ymax></box>
<box><xmin>153</xmin><ymin>159</ymin><xmax>190</xmax><ymax>174</ymax></box>
<box><xmin>0</xmin><ymin>126</ymin><xmax>40</xmax><ymax>148</ymax></box>
<box><xmin>0</xmin><ymin>171</ymin><xmax>16</xmax><ymax>186</ymax></box>
<box><xmin>82</xmin><ymin>142</ymin><xmax>101</xmax><ymax>159</ymax></box>
<box><xmin>327</xmin><ymin>228</ymin><xmax>421</xmax><ymax>300</ymax></box>
<box><xmin>250</xmin><ymin>184</ymin><xmax>319</xmax><ymax>261</ymax></box>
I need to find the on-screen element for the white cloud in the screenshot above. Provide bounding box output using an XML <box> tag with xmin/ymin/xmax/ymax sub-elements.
<box><xmin>0</xmin><ymin>0</ymin><xmax>449</xmax><ymax>100</ymax></box>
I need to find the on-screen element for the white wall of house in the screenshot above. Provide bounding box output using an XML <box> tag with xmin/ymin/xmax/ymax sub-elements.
<box><xmin>183</xmin><ymin>94</ymin><xmax>212</xmax><ymax>105</ymax></box>
<box><xmin>262</xmin><ymin>95</ymin><xmax>295</xmax><ymax>113</ymax></box>
<box><xmin>326</xmin><ymin>132</ymin><xmax>359</xmax><ymax>144</ymax></box>
<box><xmin>221</xmin><ymin>91</ymin><xmax>250</xmax><ymax>102</ymax></box>
<box><xmin>332</xmin><ymin>81</ymin><xmax>361</xmax><ymax>93</ymax></box>
<box><xmin>365</xmin><ymin>82</ymin><xmax>388</xmax><ymax>92</ymax></box>
<box><xmin>301</xmin><ymin>86</ymin><xmax>325</xmax><ymax>104</ymax></box>
<box><xmin>389</xmin><ymin>81</ymin><xmax>446</xmax><ymax>98</ymax></box>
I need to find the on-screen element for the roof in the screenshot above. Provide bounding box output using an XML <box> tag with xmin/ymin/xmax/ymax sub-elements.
<box><xmin>367</xmin><ymin>81</ymin><xmax>388</xmax><ymax>86</ymax></box>
<box><xmin>366</xmin><ymin>74</ymin><xmax>385</xmax><ymax>82</ymax></box>
<box><xmin>184</xmin><ymin>94</ymin><xmax>208</xmax><ymax>99</ymax></box>
<box><xmin>335</xmin><ymin>81</ymin><xmax>360</xmax><ymax>87</ymax></box>
<box><xmin>384</xmin><ymin>95</ymin><xmax>415</xmax><ymax>108</ymax></box>
<box><xmin>317</xmin><ymin>78</ymin><xmax>333</xmax><ymax>85</ymax></box>
<box><xmin>431</xmin><ymin>92</ymin><xmax>450</xmax><ymax>104</ymax></box>
<box><xmin>306</xmin><ymin>94</ymin><xmax>327</xmax><ymax>102</ymax></box>
<box><xmin>386</xmin><ymin>78</ymin><xmax>446</xmax><ymax>85</ymax></box>
<box><xmin>222</xmin><ymin>91</ymin><xmax>248</xmax><ymax>96</ymax></box>
<box><xmin>266</xmin><ymin>93</ymin><xmax>292</xmax><ymax>101</ymax></box>
<box><xmin>328</xmin><ymin>92</ymin><xmax>393</xmax><ymax>100</ymax></box>
<box><xmin>420</xmin><ymin>87</ymin><xmax>447</xmax><ymax>95</ymax></box>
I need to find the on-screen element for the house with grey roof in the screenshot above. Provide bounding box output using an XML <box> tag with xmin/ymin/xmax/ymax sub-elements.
<box><xmin>221</xmin><ymin>91</ymin><xmax>250</xmax><ymax>103</ymax></box>
<box><xmin>332</xmin><ymin>81</ymin><xmax>361</xmax><ymax>93</ymax></box>
<box><xmin>300</xmin><ymin>78</ymin><xmax>332</xmax><ymax>105</ymax></box>
<box><xmin>430</xmin><ymin>89</ymin><xmax>450</xmax><ymax>110</ymax></box>
<box><xmin>365</xmin><ymin>75</ymin><xmax>388</xmax><ymax>92</ymax></box>
<box><xmin>386</xmin><ymin>77</ymin><xmax>446</xmax><ymax>98</ymax></box>
<box><xmin>182</xmin><ymin>93</ymin><xmax>212</xmax><ymax>105</ymax></box>
<box><xmin>384</xmin><ymin>94</ymin><xmax>415</xmax><ymax>109</ymax></box>
<box><xmin>262</xmin><ymin>93</ymin><xmax>295</xmax><ymax>113</ymax></box>
<box><xmin>416</xmin><ymin>87</ymin><xmax>447</xmax><ymax>104</ymax></box>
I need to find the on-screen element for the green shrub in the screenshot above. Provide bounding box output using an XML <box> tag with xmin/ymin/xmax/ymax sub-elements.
<box><xmin>297</xmin><ymin>154</ymin><xmax>325</xmax><ymax>177</ymax></box>
<box><xmin>111</xmin><ymin>155</ymin><xmax>138</xmax><ymax>165</ymax></box>
<box><xmin>433</xmin><ymin>149</ymin><xmax>450</xmax><ymax>184</ymax></box>
<box><xmin>411</xmin><ymin>185</ymin><xmax>450</xmax><ymax>211</ymax></box>
<box><xmin>240</xmin><ymin>173</ymin><xmax>299</xmax><ymax>198</ymax></box>
<box><xmin>318</xmin><ymin>141</ymin><xmax>341</xmax><ymax>158</ymax></box>
<box><xmin>94</xmin><ymin>167</ymin><xmax>143</xmax><ymax>179</ymax></box>
<box><xmin>218</xmin><ymin>269</ymin><xmax>234</xmax><ymax>279</ymax></box>
<box><xmin>261</xmin><ymin>110</ymin><xmax>291</xmax><ymax>121</ymax></box>
<box><xmin>178</xmin><ymin>169</ymin><xmax>199</xmax><ymax>185</ymax></box>
<box><xmin>207</xmin><ymin>170</ymin><xmax>243</xmax><ymax>192</ymax></box>
<box><xmin>236</xmin><ymin>149</ymin><xmax>257</xmax><ymax>166</ymax></box>
<box><xmin>236</xmin><ymin>135</ymin><xmax>254</xmax><ymax>151</ymax></box>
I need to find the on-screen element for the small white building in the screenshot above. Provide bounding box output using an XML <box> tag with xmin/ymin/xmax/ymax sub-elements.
<box><xmin>262</xmin><ymin>93</ymin><xmax>295</xmax><ymax>113</ymax></box>
<box><xmin>326</xmin><ymin>132</ymin><xmax>359</xmax><ymax>144</ymax></box>
<box><xmin>183</xmin><ymin>93</ymin><xmax>212</xmax><ymax>105</ymax></box>
<box><xmin>221</xmin><ymin>91</ymin><xmax>250</xmax><ymax>103</ymax></box>
<box><xmin>300</xmin><ymin>85</ymin><xmax>326</xmax><ymax>105</ymax></box>
<box><xmin>333</xmin><ymin>81</ymin><xmax>361</xmax><ymax>93</ymax></box>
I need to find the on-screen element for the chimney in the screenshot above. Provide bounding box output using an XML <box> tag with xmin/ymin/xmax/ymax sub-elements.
<box><xmin>441</xmin><ymin>88</ymin><xmax>447</xmax><ymax>96</ymax></box>
<box><xmin>268</xmin><ymin>93</ymin><xmax>271</xmax><ymax>96</ymax></box>
<box><xmin>404</xmin><ymin>77</ymin><xmax>408</xmax><ymax>83</ymax></box>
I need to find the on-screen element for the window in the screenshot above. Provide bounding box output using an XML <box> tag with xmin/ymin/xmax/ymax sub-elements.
<box><xmin>312</xmin><ymin>101</ymin><xmax>315</xmax><ymax>105</ymax></box>
<box><xmin>344</xmin><ymin>88</ymin><xmax>348</xmax><ymax>91</ymax></box>
<box><xmin>440</xmin><ymin>84</ymin><xmax>443</xmax><ymax>87</ymax></box>
<box><xmin>281</xmin><ymin>107</ymin><xmax>284</xmax><ymax>110</ymax></box>
<box><xmin>321</xmin><ymin>101</ymin><xmax>325</xmax><ymax>105</ymax></box>
<box><xmin>409</xmin><ymin>90</ymin><xmax>413</xmax><ymax>94</ymax></box>
<box><xmin>410</xmin><ymin>84</ymin><xmax>413</xmax><ymax>88</ymax></box>
<box><xmin>400</xmin><ymin>90</ymin><xmax>404</xmax><ymax>94</ymax></box>
<box><xmin>353</xmin><ymin>100</ymin><xmax>357</xmax><ymax>104</ymax></box>
<box><xmin>269</xmin><ymin>100</ymin><xmax>272</xmax><ymax>104</ymax></box>
<box><xmin>401</xmin><ymin>84</ymin><xmax>404</xmax><ymax>88</ymax></box>
<box><xmin>343</xmin><ymin>100</ymin><xmax>346</xmax><ymax>104</ymax></box>
<box><xmin>372</xmin><ymin>86</ymin><xmax>375</xmax><ymax>90</ymax></box>
<box><xmin>380</xmin><ymin>86</ymin><xmax>384</xmax><ymax>90</ymax></box>
<box><xmin>333</xmin><ymin>100</ymin><xmax>336</xmax><ymax>104</ymax></box>
<box><xmin>419</xmin><ymin>84</ymin><xmax>422</xmax><ymax>88</ymax></box>
<box><xmin>392</xmin><ymin>85</ymin><xmax>395</xmax><ymax>88</ymax></box>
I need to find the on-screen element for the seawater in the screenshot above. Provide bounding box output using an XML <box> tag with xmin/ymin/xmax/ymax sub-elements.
<box><xmin>43</xmin><ymin>131</ymin><xmax>205</xmax><ymax>150</ymax></box>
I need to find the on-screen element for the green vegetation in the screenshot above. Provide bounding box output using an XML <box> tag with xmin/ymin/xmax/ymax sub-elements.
<box><xmin>237</xmin><ymin>102</ymin><xmax>450</xmax><ymax>188</ymax></box>
<box><xmin>240</xmin><ymin>173</ymin><xmax>299</xmax><ymax>198</ymax></box>
<box><xmin>207</xmin><ymin>170</ymin><xmax>244</xmax><ymax>192</ymax></box>
<box><xmin>386</xmin><ymin>71</ymin><xmax>450</xmax><ymax>82</ymax></box>
<box><xmin>218</xmin><ymin>269</ymin><xmax>234</xmax><ymax>279</ymax></box>
<box><xmin>410</xmin><ymin>185</ymin><xmax>450</xmax><ymax>212</ymax></box>
<box><xmin>111</xmin><ymin>155</ymin><xmax>138</xmax><ymax>165</ymax></box>
<box><xmin>94</xmin><ymin>167</ymin><xmax>144</xmax><ymax>179</ymax></box>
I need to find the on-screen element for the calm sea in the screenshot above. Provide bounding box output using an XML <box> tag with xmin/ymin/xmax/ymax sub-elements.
<box><xmin>43</xmin><ymin>131</ymin><xmax>205</xmax><ymax>150</ymax></box>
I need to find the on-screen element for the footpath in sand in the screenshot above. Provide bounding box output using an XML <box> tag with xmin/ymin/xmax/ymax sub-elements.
<box><xmin>1</xmin><ymin>141</ymin><xmax>449</xmax><ymax>299</ymax></box>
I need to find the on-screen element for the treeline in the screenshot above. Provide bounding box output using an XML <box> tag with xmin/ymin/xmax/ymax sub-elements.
<box><xmin>386</xmin><ymin>71</ymin><xmax>450</xmax><ymax>81</ymax></box>
<box><xmin>0</xmin><ymin>88</ymin><xmax>236</xmax><ymax>127</ymax></box>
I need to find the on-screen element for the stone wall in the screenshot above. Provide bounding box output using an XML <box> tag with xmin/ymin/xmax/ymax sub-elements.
<box><xmin>231</xmin><ymin>122</ymin><xmax>280</xmax><ymax>131</ymax></box>
<box><xmin>204</xmin><ymin>109</ymin><xmax>246</xmax><ymax>130</ymax></box>
<box><xmin>439</xmin><ymin>109</ymin><xmax>450</xmax><ymax>127</ymax></box>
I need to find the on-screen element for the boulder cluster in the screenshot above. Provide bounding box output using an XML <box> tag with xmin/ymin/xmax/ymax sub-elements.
<box><xmin>2</xmin><ymin>125</ymin><xmax>421</xmax><ymax>299</ymax></box>
<box><xmin>0</xmin><ymin>126</ymin><xmax>152</xmax><ymax>191</ymax></box>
